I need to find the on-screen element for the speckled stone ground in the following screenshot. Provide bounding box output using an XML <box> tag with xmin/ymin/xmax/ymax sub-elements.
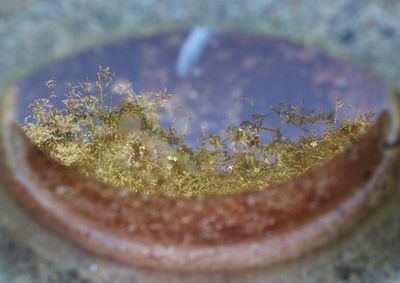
<box><xmin>0</xmin><ymin>1</ymin><xmax>400</xmax><ymax>282</ymax></box>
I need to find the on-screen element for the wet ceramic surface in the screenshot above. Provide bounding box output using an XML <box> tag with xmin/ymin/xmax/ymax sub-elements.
<box><xmin>2</xmin><ymin>111</ymin><xmax>396</xmax><ymax>271</ymax></box>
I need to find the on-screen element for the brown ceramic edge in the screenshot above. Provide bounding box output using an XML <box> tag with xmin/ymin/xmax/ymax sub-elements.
<box><xmin>1</xmin><ymin>87</ymin><xmax>399</xmax><ymax>273</ymax></box>
<box><xmin>7</xmin><ymin>150</ymin><xmax>399</xmax><ymax>273</ymax></box>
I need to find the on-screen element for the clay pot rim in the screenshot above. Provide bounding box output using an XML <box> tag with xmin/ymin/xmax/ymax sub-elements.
<box><xmin>1</xmin><ymin>87</ymin><xmax>399</xmax><ymax>273</ymax></box>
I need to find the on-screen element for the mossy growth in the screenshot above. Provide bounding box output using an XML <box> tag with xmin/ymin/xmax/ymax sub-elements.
<box><xmin>23</xmin><ymin>66</ymin><xmax>372</xmax><ymax>197</ymax></box>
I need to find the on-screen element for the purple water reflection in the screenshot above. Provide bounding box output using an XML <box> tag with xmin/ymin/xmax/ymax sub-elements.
<box><xmin>16</xmin><ymin>32</ymin><xmax>388</xmax><ymax>143</ymax></box>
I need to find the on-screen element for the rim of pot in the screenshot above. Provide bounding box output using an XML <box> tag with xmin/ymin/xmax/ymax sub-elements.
<box><xmin>1</xmin><ymin>86</ymin><xmax>399</xmax><ymax>272</ymax></box>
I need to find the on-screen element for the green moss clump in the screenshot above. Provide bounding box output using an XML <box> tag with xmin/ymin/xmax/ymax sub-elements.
<box><xmin>23</xmin><ymin>67</ymin><xmax>372</xmax><ymax>197</ymax></box>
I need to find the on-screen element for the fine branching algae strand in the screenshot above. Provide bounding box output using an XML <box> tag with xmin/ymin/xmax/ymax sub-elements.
<box><xmin>23</xmin><ymin>67</ymin><xmax>372</xmax><ymax>197</ymax></box>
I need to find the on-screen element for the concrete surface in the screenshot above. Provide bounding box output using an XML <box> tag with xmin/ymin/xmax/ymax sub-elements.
<box><xmin>1</xmin><ymin>1</ymin><xmax>400</xmax><ymax>282</ymax></box>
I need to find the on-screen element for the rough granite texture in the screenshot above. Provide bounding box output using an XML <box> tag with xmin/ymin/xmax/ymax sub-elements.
<box><xmin>0</xmin><ymin>0</ymin><xmax>400</xmax><ymax>282</ymax></box>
